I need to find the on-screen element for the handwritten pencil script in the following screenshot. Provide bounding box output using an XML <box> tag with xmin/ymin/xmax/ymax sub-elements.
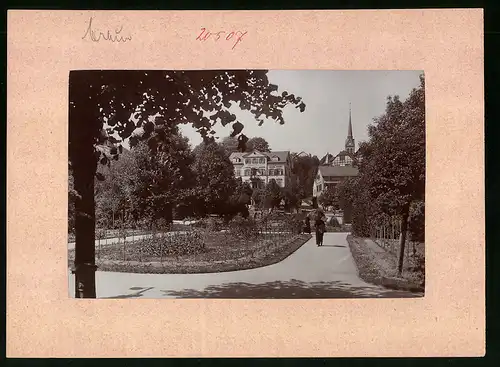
<box><xmin>196</xmin><ymin>28</ymin><xmax>247</xmax><ymax>50</ymax></box>
<box><xmin>82</xmin><ymin>17</ymin><xmax>132</xmax><ymax>43</ymax></box>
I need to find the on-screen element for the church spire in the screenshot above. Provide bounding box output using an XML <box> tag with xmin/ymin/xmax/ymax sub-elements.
<box><xmin>345</xmin><ymin>102</ymin><xmax>355</xmax><ymax>154</ymax></box>
<box><xmin>348</xmin><ymin>102</ymin><xmax>353</xmax><ymax>138</ymax></box>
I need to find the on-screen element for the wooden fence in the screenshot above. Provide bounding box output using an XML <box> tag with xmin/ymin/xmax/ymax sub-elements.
<box><xmin>369</xmin><ymin>216</ymin><xmax>424</xmax><ymax>270</ymax></box>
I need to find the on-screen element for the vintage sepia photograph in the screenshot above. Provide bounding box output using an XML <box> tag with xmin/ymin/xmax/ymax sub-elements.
<box><xmin>68</xmin><ymin>69</ymin><xmax>425</xmax><ymax>299</ymax></box>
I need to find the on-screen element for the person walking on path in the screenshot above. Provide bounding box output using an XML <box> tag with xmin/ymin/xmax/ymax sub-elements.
<box><xmin>315</xmin><ymin>216</ymin><xmax>326</xmax><ymax>246</ymax></box>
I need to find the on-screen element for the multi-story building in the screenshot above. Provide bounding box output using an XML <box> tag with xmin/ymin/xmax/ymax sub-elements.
<box><xmin>229</xmin><ymin>150</ymin><xmax>293</xmax><ymax>189</ymax></box>
<box><xmin>313</xmin><ymin>165</ymin><xmax>359</xmax><ymax>197</ymax></box>
<box><xmin>313</xmin><ymin>103</ymin><xmax>359</xmax><ymax>198</ymax></box>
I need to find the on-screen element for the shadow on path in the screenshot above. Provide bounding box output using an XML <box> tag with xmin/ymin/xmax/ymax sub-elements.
<box><xmin>102</xmin><ymin>286</ymin><xmax>154</xmax><ymax>299</ymax></box>
<box><xmin>160</xmin><ymin>279</ymin><xmax>422</xmax><ymax>299</ymax></box>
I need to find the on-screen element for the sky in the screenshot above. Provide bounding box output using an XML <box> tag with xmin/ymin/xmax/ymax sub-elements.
<box><xmin>178</xmin><ymin>70</ymin><xmax>423</xmax><ymax>158</ymax></box>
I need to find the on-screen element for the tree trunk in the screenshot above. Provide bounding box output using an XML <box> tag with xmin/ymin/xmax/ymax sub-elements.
<box><xmin>69</xmin><ymin>92</ymin><xmax>99</xmax><ymax>298</ymax></box>
<box><xmin>397</xmin><ymin>204</ymin><xmax>411</xmax><ymax>276</ymax></box>
<box><xmin>71</xmin><ymin>153</ymin><xmax>98</xmax><ymax>298</ymax></box>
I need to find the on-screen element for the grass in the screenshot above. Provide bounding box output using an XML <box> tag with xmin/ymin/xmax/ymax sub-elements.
<box><xmin>68</xmin><ymin>230</ymin><xmax>312</xmax><ymax>274</ymax></box>
<box><xmin>346</xmin><ymin>234</ymin><xmax>425</xmax><ymax>293</ymax></box>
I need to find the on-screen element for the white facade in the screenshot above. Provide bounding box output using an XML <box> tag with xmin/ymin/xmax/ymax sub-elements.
<box><xmin>230</xmin><ymin>150</ymin><xmax>292</xmax><ymax>189</ymax></box>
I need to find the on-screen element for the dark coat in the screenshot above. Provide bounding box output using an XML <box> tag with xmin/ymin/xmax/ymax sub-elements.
<box><xmin>315</xmin><ymin>219</ymin><xmax>326</xmax><ymax>244</ymax></box>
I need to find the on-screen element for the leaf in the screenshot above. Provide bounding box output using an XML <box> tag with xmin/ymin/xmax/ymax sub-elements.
<box><xmin>230</xmin><ymin>121</ymin><xmax>244</xmax><ymax>137</ymax></box>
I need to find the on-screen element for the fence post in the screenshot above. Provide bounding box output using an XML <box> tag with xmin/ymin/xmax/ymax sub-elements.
<box><xmin>97</xmin><ymin>230</ymin><xmax>100</xmax><ymax>260</ymax></box>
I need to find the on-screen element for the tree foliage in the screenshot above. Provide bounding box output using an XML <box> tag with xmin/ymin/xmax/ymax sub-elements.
<box><xmin>219</xmin><ymin>136</ymin><xmax>239</xmax><ymax>155</ymax></box>
<box><xmin>191</xmin><ymin>142</ymin><xmax>237</xmax><ymax>216</ymax></box>
<box><xmin>337</xmin><ymin>74</ymin><xmax>425</xmax><ymax>274</ymax></box>
<box><xmin>263</xmin><ymin>179</ymin><xmax>283</xmax><ymax>210</ymax></box>
<box><xmin>282</xmin><ymin>179</ymin><xmax>301</xmax><ymax>212</ymax></box>
<box><xmin>360</xmin><ymin>75</ymin><xmax>425</xmax><ymax>215</ymax></box>
<box><xmin>126</xmin><ymin>129</ymin><xmax>195</xmax><ymax>224</ymax></box>
<box><xmin>246</xmin><ymin>136</ymin><xmax>271</xmax><ymax>152</ymax></box>
<box><xmin>291</xmin><ymin>154</ymin><xmax>320</xmax><ymax>199</ymax></box>
<box><xmin>318</xmin><ymin>186</ymin><xmax>339</xmax><ymax>209</ymax></box>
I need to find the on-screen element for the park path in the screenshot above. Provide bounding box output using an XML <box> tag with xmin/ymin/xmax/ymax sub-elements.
<box><xmin>68</xmin><ymin>232</ymin><xmax>422</xmax><ymax>299</ymax></box>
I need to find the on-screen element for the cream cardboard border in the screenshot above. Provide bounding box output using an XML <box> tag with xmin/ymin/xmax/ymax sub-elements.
<box><xmin>7</xmin><ymin>9</ymin><xmax>484</xmax><ymax>357</ymax></box>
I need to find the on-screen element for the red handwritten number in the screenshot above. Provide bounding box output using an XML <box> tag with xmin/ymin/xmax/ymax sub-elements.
<box><xmin>196</xmin><ymin>28</ymin><xmax>211</xmax><ymax>41</ymax></box>
<box><xmin>196</xmin><ymin>28</ymin><xmax>247</xmax><ymax>49</ymax></box>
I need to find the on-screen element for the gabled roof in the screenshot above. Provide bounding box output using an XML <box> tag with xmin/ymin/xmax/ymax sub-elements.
<box><xmin>229</xmin><ymin>150</ymin><xmax>290</xmax><ymax>162</ymax></box>
<box><xmin>229</xmin><ymin>152</ymin><xmax>246</xmax><ymax>160</ymax></box>
<box><xmin>319</xmin><ymin>153</ymin><xmax>335</xmax><ymax>165</ymax></box>
<box><xmin>265</xmin><ymin>151</ymin><xmax>289</xmax><ymax>162</ymax></box>
<box><xmin>333</xmin><ymin>150</ymin><xmax>357</xmax><ymax>161</ymax></box>
<box><xmin>318</xmin><ymin>165</ymin><xmax>359</xmax><ymax>178</ymax></box>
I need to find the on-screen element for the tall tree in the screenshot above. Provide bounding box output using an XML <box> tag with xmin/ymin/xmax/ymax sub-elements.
<box><xmin>282</xmin><ymin>179</ymin><xmax>301</xmax><ymax>213</ymax></box>
<box><xmin>247</xmin><ymin>136</ymin><xmax>271</xmax><ymax>152</ymax></box>
<box><xmin>191</xmin><ymin>142</ymin><xmax>238</xmax><ymax>216</ymax></box>
<box><xmin>69</xmin><ymin>70</ymin><xmax>305</xmax><ymax>297</ymax></box>
<box><xmin>126</xmin><ymin>129</ymin><xmax>195</xmax><ymax>225</ymax></box>
<box><xmin>93</xmin><ymin>146</ymin><xmax>135</xmax><ymax>228</ymax></box>
<box><xmin>291</xmin><ymin>154</ymin><xmax>320</xmax><ymax>199</ymax></box>
<box><xmin>357</xmin><ymin>74</ymin><xmax>425</xmax><ymax>275</ymax></box>
<box><xmin>222</xmin><ymin>178</ymin><xmax>253</xmax><ymax>221</ymax></box>
<box><xmin>263</xmin><ymin>179</ymin><xmax>283</xmax><ymax>210</ymax></box>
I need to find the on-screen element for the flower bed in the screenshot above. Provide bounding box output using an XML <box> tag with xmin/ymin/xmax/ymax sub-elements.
<box><xmin>67</xmin><ymin>229</ymin><xmax>312</xmax><ymax>274</ymax></box>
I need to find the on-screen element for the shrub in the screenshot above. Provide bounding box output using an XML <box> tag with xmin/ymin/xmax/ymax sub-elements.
<box><xmin>285</xmin><ymin>213</ymin><xmax>305</xmax><ymax>234</ymax></box>
<box><xmin>229</xmin><ymin>215</ymin><xmax>259</xmax><ymax>239</ymax></box>
<box><xmin>207</xmin><ymin>217</ymin><xmax>224</xmax><ymax>232</ymax></box>
<box><xmin>131</xmin><ymin>230</ymin><xmax>205</xmax><ymax>257</ymax></box>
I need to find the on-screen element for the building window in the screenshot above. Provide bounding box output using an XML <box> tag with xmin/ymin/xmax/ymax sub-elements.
<box><xmin>245</xmin><ymin>159</ymin><xmax>250</xmax><ymax>164</ymax></box>
<box><xmin>259</xmin><ymin>158</ymin><xmax>265</xmax><ymax>164</ymax></box>
<box><xmin>244</xmin><ymin>169</ymin><xmax>251</xmax><ymax>176</ymax></box>
<box><xmin>235</xmin><ymin>169</ymin><xmax>241</xmax><ymax>177</ymax></box>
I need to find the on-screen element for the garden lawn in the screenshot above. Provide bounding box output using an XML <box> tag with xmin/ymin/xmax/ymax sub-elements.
<box><xmin>347</xmin><ymin>234</ymin><xmax>425</xmax><ymax>293</ymax></box>
<box><xmin>68</xmin><ymin>230</ymin><xmax>312</xmax><ymax>274</ymax></box>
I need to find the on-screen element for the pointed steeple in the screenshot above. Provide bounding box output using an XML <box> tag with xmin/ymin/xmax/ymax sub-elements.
<box><xmin>348</xmin><ymin>102</ymin><xmax>353</xmax><ymax>138</ymax></box>
<box><xmin>345</xmin><ymin>102</ymin><xmax>355</xmax><ymax>154</ymax></box>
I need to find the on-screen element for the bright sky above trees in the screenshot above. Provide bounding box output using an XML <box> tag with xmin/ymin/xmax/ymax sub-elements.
<box><xmin>179</xmin><ymin>70</ymin><xmax>422</xmax><ymax>157</ymax></box>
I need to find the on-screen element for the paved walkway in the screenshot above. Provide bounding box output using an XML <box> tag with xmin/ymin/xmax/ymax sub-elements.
<box><xmin>68</xmin><ymin>232</ymin><xmax>422</xmax><ymax>299</ymax></box>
